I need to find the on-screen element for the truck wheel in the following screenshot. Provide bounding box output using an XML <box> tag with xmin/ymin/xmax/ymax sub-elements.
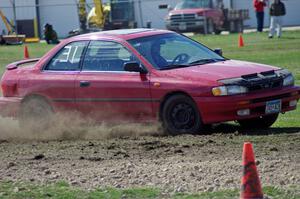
<box><xmin>238</xmin><ymin>114</ymin><xmax>279</xmax><ymax>129</ymax></box>
<box><xmin>206</xmin><ymin>19</ymin><xmax>215</xmax><ymax>34</ymax></box>
<box><xmin>237</xmin><ymin>20</ymin><xmax>244</xmax><ymax>33</ymax></box>
<box><xmin>19</xmin><ymin>97</ymin><xmax>53</xmax><ymax>131</ymax></box>
<box><xmin>214</xmin><ymin>28</ymin><xmax>222</xmax><ymax>35</ymax></box>
<box><xmin>162</xmin><ymin>94</ymin><xmax>202</xmax><ymax>135</ymax></box>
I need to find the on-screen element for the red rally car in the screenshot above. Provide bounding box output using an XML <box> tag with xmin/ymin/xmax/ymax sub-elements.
<box><xmin>0</xmin><ymin>29</ymin><xmax>299</xmax><ymax>135</ymax></box>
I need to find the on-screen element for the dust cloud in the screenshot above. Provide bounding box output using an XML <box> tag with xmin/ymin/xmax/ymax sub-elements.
<box><xmin>0</xmin><ymin>112</ymin><xmax>162</xmax><ymax>141</ymax></box>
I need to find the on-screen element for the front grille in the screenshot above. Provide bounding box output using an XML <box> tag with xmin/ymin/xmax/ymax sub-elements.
<box><xmin>170</xmin><ymin>14</ymin><xmax>197</xmax><ymax>22</ymax></box>
<box><xmin>247</xmin><ymin>79</ymin><xmax>282</xmax><ymax>92</ymax></box>
<box><xmin>221</xmin><ymin>70</ymin><xmax>284</xmax><ymax>92</ymax></box>
<box><xmin>242</xmin><ymin>71</ymin><xmax>283</xmax><ymax>92</ymax></box>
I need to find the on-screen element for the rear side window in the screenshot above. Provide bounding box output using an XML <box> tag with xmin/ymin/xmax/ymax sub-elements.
<box><xmin>44</xmin><ymin>41</ymin><xmax>87</xmax><ymax>71</ymax></box>
<box><xmin>82</xmin><ymin>40</ymin><xmax>139</xmax><ymax>71</ymax></box>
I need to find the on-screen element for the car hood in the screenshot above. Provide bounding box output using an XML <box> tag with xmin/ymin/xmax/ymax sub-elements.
<box><xmin>169</xmin><ymin>8</ymin><xmax>211</xmax><ymax>15</ymax></box>
<box><xmin>158</xmin><ymin>60</ymin><xmax>280</xmax><ymax>84</ymax></box>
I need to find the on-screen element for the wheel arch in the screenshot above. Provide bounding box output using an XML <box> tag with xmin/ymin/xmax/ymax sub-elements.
<box><xmin>21</xmin><ymin>93</ymin><xmax>54</xmax><ymax>111</ymax></box>
<box><xmin>158</xmin><ymin>91</ymin><xmax>195</xmax><ymax>121</ymax></box>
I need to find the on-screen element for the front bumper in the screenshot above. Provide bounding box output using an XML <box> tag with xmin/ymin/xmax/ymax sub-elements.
<box><xmin>194</xmin><ymin>86</ymin><xmax>300</xmax><ymax>124</ymax></box>
<box><xmin>0</xmin><ymin>97</ymin><xmax>22</xmax><ymax>117</ymax></box>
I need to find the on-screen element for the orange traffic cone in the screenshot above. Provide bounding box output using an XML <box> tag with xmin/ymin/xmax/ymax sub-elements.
<box><xmin>239</xmin><ymin>34</ymin><xmax>244</xmax><ymax>48</ymax></box>
<box><xmin>240</xmin><ymin>142</ymin><xmax>263</xmax><ymax>199</ymax></box>
<box><xmin>24</xmin><ymin>45</ymin><xmax>30</xmax><ymax>59</ymax></box>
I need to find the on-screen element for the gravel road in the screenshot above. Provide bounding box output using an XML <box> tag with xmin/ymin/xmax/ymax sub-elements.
<box><xmin>0</xmin><ymin>124</ymin><xmax>299</xmax><ymax>193</ymax></box>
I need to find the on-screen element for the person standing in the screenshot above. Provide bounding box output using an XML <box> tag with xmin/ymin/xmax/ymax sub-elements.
<box><xmin>253</xmin><ymin>0</ymin><xmax>267</xmax><ymax>32</ymax></box>
<box><xmin>269</xmin><ymin>0</ymin><xmax>286</xmax><ymax>38</ymax></box>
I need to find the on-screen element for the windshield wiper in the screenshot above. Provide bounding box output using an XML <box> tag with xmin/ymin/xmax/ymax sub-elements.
<box><xmin>159</xmin><ymin>64</ymin><xmax>191</xmax><ymax>70</ymax></box>
<box><xmin>188</xmin><ymin>58</ymin><xmax>225</xmax><ymax>66</ymax></box>
<box><xmin>159</xmin><ymin>58</ymin><xmax>226</xmax><ymax>70</ymax></box>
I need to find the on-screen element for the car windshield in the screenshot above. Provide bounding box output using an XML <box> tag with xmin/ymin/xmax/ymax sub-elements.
<box><xmin>175</xmin><ymin>0</ymin><xmax>212</xmax><ymax>10</ymax></box>
<box><xmin>128</xmin><ymin>33</ymin><xmax>225</xmax><ymax>70</ymax></box>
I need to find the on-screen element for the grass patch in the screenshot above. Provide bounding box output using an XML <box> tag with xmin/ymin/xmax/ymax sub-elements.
<box><xmin>0</xmin><ymin>181</ymin><xmax>299</xmax><ymax>199</ymax></box>
<box><xmin>0</xmin><ymin>181</ymin><xmax>160</xmax><ymax>199</ymax></box>
<box><xmin>0</xmin><ymin>43</ymin><xmax>54</xmax><ymax>75</ymax></box>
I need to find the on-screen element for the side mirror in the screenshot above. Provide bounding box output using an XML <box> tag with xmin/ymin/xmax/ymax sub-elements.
<box><xmin>124</xmin><ymin>62</ymin><xmax>147</xmax><ymax>74</ymax></box>
<box><xmin>214</xmin><ymin>48</ymin><xmax>223</xmax><ymax>56</ymax></box>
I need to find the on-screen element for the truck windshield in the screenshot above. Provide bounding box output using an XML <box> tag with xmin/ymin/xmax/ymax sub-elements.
<box><xmin>175</xmin><ymin>0</ymin><xmax>212</xmax><ymax>10</ymax></box>
<box><xmin>128</xmin><ymin>33</ymin><xmax>225</xmax><ymax>70</ymax></box>
<box><xmin>111</xmin><ymin>1</ymin><xmax>134</xmax><ymax>21</ymax></box>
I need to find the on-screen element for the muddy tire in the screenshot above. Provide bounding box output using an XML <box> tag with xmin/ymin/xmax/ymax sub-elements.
<box><xmin>162</xmin><ymin>94</ymin><xmax>202</xmax><ymax>135</ymax></box>
<box><xmin>19</xmin><ymin>96</ymin><xmax>53</xmax><ymax>132</ymax></box>
<box><xmin>238</xmin><ymin>114</ymin><xmax>279</xmax><ymax>129</ymax></box>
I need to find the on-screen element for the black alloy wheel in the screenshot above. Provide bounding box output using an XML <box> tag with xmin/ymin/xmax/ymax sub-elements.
<box><xmin>162</xmin><ymin>94</ymin><xmax>202</xmax><ymax>135</ymax></box>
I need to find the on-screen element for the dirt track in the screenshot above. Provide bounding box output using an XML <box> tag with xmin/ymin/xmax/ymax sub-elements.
<box><xmin>0</xmin><ymin>124</ymin><xmax>299</xmax><ymax>193</ymax></box>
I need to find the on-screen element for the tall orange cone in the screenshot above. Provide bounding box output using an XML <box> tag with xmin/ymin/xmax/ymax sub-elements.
<box><xmin>24</xmin><ymin>45</ymin><xmax>30</xmax><ymax>59</ymax></box>
<box><xmin>240</xmin><ymin>142</ymin><xmax>263</xmax><ymax>199</ymax></box>
<box><xmin>239</xmin><ymin>34</ymin><xmax>245</xmax><ymax>48</ymax></box>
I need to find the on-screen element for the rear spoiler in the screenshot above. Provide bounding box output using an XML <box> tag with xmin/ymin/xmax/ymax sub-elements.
<box><xmin>6</xmin><ymin>58</ymin><xmax>40</xmax><ymax>70</ymax></box>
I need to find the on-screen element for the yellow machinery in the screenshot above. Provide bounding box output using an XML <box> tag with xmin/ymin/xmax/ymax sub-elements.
<box><xmin>0</xmin><ymin>9</ymin><xmax>26</xmax><ymax>45</ymax></box>
<box><xmin>78</xmin><ymin>0</ymin><xmax>110</xmax><ymax>30</ymax></box>
<box><xmin>70</xmin><ymin>0</ymin><xmax>135</xmax><ymax>37</ymax></box>
<box><xmin>78</xmin><ymin>0</ymin><xmax>88</xmax><ymax>31</ymax></box>
<box><xmin>88</xmin><ymin>1</ymin><xmax>110</xmax><ymax>29</ymax></box>
<box><xmin>0</xmin><ymin>9</ymin><xmax>14</xmax><ymax>34</ymax></box>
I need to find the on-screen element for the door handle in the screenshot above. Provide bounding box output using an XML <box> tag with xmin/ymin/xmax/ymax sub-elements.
<box><xmin>80</xmin><ymin>81</ymin><xmax>91</xmax><ymax>87</ymax></box>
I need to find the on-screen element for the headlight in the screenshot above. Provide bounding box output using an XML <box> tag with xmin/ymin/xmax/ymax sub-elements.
<box><xmin>166</xmin><ymin>14</ymin><xmax>171</xmax><ymax>20</ymax></box>
<box><xmin>283</xmin><ymin>74</ymin><xmax>294</xmax><ymax>86</ymax></box>
<box><xmin>212</xmin><ymin>85</ymin><xmax>248</xmax><ymax>96</ymax></box>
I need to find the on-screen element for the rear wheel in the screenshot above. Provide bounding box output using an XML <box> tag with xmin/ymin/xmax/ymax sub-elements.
<box><xmin>162</xmin><ymin>94</ymin><xmax>202</xmax><ymax>135</ymax></box>
<box><xmin>238</xmin><ymin>114</ymin><xmax>279</xmax><ymax>129</ymax></box>
<box><xmin>19</xmin><ymin>97</ymin><xmax>53</xmax><ymax>131</ymax></box>
<box><xmin>214</xmin><ymin>27</ymin><xmax>222</xmax><ymax>35</ymax></box>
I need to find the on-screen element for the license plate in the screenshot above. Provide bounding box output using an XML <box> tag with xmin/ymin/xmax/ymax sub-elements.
<box><xmin>179</xmin><ymin>23</ymin><xmax>187</xmax><ymax>30</ymax></box>
<box><xmin>265</xmin><ymin>100</ymin><xmax>281</xmax><ymax>114</ymax></box>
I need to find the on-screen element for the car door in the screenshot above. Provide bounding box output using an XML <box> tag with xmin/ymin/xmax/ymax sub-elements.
<box><xmin>37</xmin><ymin>41</ymin><xmax>88</xmax><ymax>111</ymax></box>
<box><xmin>75</xmin><ymin>40</ymin><xmax>152</xmax><ymax>122</ymax></box>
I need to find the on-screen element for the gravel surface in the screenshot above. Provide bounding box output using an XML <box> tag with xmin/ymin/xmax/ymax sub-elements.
<box><xmin>0</xmin><ymin>125</ymin><xmax>299</xmax><ymax>193</ymax></box>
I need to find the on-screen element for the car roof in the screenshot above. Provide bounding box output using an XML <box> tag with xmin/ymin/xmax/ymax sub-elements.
<box><xmin>73</xmin><ymin>28</ymin><xmax>173</xmax><ymax>41</ymax></box>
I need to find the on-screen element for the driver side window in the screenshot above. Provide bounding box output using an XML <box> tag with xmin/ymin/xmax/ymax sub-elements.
<box><xmin>82</xmin><ymin>40</ymin><xmax>140</xmax><ymax>72</ymax></box>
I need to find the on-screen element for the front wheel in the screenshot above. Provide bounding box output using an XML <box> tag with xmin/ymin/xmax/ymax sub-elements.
<box><xmin>238</xmin><ymin>114</ymin><xmax>279</xmax><ymax>129</ymax></box>
<box><xmin>206</xmin><ymin>19</ymin><xmax>215</xmax><ymax>34</ymax></box>
<box><xmin>214</xmin><ymin>28</ymin><xmax>222</xmax><ymax>35</ymax></box>
<box><xmin>162</xmin><ymin>95</ymin><xmax>202</xmax><ymax>135</ymax></box>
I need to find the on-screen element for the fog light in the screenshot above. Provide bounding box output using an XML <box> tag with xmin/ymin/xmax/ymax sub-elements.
<box><xmin>237</xmin><ymin>109</ymin><xmax>250</xmax><ymax>116</ymax></box>
<box><xmin>289</xmin><ymin>100</ymin><xmax>298</xmax><ymax>107</ymax></box>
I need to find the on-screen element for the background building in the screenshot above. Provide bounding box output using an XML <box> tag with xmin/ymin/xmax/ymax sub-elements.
<box><xmin>1</xmin><ymin>0</ymin><xmax>300</xmax><ymax>38</ymax></box>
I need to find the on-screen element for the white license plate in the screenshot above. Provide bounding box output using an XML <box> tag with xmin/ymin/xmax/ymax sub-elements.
<box><xmin>179</xmin><ymin>23</ymin><xmax>187</xmax><ymax>30</ymax></box>
<box><xmin>265</xmin><ymin>100</ymin><xmax>281</xmax><ymax>114</ymax></box>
